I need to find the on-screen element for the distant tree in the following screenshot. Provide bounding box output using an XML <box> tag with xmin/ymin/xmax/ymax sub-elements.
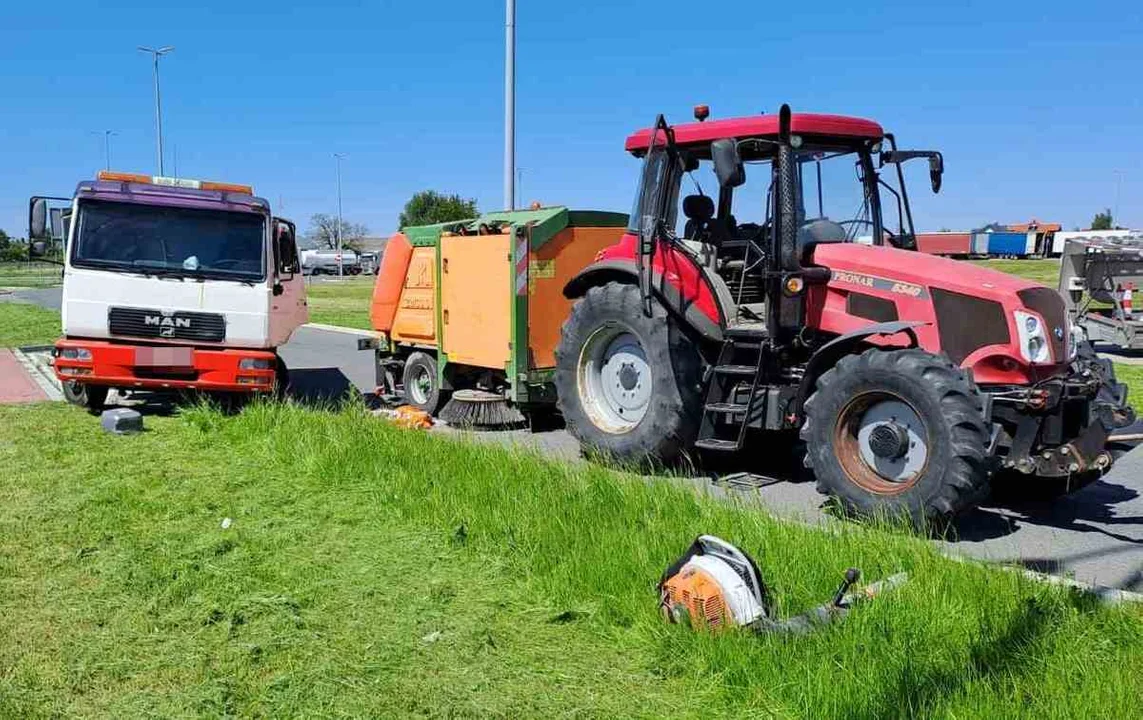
<box><xmin>938</xmin><ymin>227</ymin><xmax>952</xmax><ymax>232</ymax></box>
<box><xmin>398</xmin><ymin>191</ymin><xmax>478</xmax><ymax>229</ymax></box>
<box><xmin>306</xmin><ymin>214</ymin><xmax>368</xmax><ymax>252</ymax></box>
<box><xmin>0</xmin><ymin>229</ymin><xmax>10</xmax><ymax>249</ymax></box>
<box><xmin>1091</xmin><ymin>209</ymin><xmax>1114</xmax><ymax>231</ymax></box>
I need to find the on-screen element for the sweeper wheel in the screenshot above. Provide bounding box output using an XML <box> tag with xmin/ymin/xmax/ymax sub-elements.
<box><xmin>402</xmin><ymin>352</ymin><xmax>447</xmax><ymax>414</ymax></box>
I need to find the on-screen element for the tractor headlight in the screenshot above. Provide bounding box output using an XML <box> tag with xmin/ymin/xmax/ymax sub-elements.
<box><xmin>1014</xmin><ymin>311</ymin><xmax>1052</xmax><ymax>364</ymax></box>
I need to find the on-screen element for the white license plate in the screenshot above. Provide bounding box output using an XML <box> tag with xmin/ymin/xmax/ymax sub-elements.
<box><xmin>135</xmin><ymin>347</ymin><xmax>194</xmax><ymax>367</ymax></box>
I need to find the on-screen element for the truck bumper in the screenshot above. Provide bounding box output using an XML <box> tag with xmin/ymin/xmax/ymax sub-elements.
<box><xmin>52</xmin><ymin>339</ymin><xmax>277</xmax><ymax>393</ymax></box>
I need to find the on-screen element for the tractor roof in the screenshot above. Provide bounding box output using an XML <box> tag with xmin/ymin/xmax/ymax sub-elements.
<box><xmin>625</xmin><ymin>113</ymin><xmax>884</xmax><ymax>155</ymax></box>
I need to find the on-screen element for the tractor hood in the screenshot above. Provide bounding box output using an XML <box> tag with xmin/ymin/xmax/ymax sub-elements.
<box><xmin>811</xmin><ymin>243</ymin><xmax>1070</xmax><ymax>383</ymax></box>
<box><xmin>812</xmin><ymin>243</ymin><xmax>1039</xmax><ymax>299</ymax></box>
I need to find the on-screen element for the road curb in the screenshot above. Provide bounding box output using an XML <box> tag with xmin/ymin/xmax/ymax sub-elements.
<box><xmin>302</xmin><ymin>323</ymin><xmax>375</xmax><ymax>337</ymax></box>
<box><xmin>940</xmin><ymin>551</ymin><xmax>1143</xmax><ymax>605</ymax></box>
<box><xmin>12</xmin><ymin>346</ymin><xmax>62</xmax><ymax>401</ymax></box>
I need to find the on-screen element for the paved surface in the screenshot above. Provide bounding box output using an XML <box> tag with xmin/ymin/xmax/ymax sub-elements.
<box><xmin>8</xmin><ymin>287</ymin><xmax>1142</xmax><ymax>592</ymax></box>
<box><xmin>0</xmin><ymin>349</ymin><xmax>49</xmax><ymax>403</ymax></box>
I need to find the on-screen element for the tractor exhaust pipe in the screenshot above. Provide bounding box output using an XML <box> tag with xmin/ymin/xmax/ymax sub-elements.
<box><xmin>776</xmin><ymin>104</ymin><xmax>799</xmax><ymax>275</ymax></box>
<box><xmin>770</xmin><ymin>104</ymin><xmax>805</xmax><ymax>338</ymax></box>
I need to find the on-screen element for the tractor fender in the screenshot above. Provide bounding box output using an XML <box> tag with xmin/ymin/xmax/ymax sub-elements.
<box><xmin>563</xmin><ymin>258</ymin><xmax>726</xmax><ymax>343</ymax></box>
<box><xmin>794</xmin><ymin>320</ymin><xmax>928</xmax><ymax>416</ymax></box>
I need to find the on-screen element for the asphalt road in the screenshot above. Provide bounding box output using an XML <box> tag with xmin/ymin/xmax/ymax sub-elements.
<box><xmin>8</xmin><ymin>287</ymin><xmax>1142</xmax><ymax>593</ymax></box>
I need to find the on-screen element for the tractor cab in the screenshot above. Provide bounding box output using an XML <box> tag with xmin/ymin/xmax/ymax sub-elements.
<box><xmin>623</xmin><ymin>106</ymin><xmax>943</xmax><ymax>332</ymax></box>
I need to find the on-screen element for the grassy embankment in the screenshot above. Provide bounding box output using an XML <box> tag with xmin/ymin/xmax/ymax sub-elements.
<box><xmin>0</xmin><ymin>400</ymin><xmax>1140</xmax><ymax>717</ymax></box>
<box><xmin>304</xmin><ymin>276</ymin><xmax>375</xmax><ymax>330</ymax></box>
<box><xmin>0</xmin><ymin>261</ymin><xmax>63</xmax><ymax>289</ymax></box>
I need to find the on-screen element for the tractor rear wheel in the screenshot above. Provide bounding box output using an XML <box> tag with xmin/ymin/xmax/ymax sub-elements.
<box><xmin>801</xmin><ymin>348</ymin><xmax>990</xmax><ymax>526</ymax></box>
<box><xmin>555</xmin><ymin>282</ymin><xmax>703</xmax><ymax>466</ymax></box>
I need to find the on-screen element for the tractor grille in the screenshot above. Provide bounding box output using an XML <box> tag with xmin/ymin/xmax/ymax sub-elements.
<box><xmin>931</xmin><ymin>289</ymin><xmax>1009</xmax><ymax>364</ymax></box>
<box><xmin>108</xmin><ymin>307</ymin><xmax>226</xmax><ymax>343</ymax></box>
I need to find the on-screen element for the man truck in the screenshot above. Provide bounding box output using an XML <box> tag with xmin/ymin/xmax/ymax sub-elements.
<box><xmin>28</xmin><ymin>171</ymin><xmax>308</xmax><ymax>409</ymax></box>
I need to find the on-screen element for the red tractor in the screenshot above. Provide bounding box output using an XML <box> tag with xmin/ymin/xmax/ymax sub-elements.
<box><xmin>555</xmin><ymin>105</ymin><xmax>1134</xmax><ymax>522</ymax></box>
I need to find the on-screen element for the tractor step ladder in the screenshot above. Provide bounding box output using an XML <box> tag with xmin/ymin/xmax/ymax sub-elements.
<box><xmin>694</xmin><ymin>327</ymin><xmax>767</xmax><ymax>453</ymax></box>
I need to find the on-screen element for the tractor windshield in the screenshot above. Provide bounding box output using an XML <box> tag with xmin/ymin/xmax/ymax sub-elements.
<box><xmin>794</xmin><ymin>150</ymin><xmax>878</xmax><ymax>244</ymax></box>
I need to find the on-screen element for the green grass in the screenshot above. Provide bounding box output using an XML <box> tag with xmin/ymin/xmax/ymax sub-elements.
<box><xmin>0</xmin><ymin>262</ymin><xmax>63</xmax><ymax>288</ymax></box>
<box><xmin>0</xmin><ymin>302</ymin><xmax>61</xmax><ymax>347</ymax></box>
<box><xmin>970</xmin><ymin>258</ymin><xmax>1060</xmax><ymax>287</ymax></box>
<box><xmin>0</xmin><ymin>401</ymin><xmax>1140</xmax><ymax>717</ymax></box>
<box><xmin>304</xmin><ymin>276</ymin><xmax>375</xmax><ymax>330</ymax></box>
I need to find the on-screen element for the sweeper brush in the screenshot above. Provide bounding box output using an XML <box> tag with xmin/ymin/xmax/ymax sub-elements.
<box><xmin>659</xmin><ymin>535</ymin><xmax>907</xmax><ymax>635</ymax></box>
<box><xmin>437</xmin><ymin>389</ymin><xmax>527</xmax><ymax>429</ymax></box>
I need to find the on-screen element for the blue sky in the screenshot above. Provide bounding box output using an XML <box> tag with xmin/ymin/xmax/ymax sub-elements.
<box><xmin>1</xmin><ymin>0</ymin><xmax>1140</xmax><ymax>238</ymax></box>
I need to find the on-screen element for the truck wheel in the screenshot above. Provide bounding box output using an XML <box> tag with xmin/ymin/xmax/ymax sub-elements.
<box><xmin>555</xmin><ymin>282</ymin><xmax>703</xmax><ymax>466</ymax></box>
<box><xmin>402</xmin><ymin>351</ymin><xmax>447</xmax><ymax>414</ymax></box>
<box><xmin>62</xmin><ymin>382</ymin><xmax>109</xmax><ymax>413</ymax></box>
<box><xmin>801</xmin><ymin>348</ymin><xmax>990</xmax><ymax>526</ymax></box>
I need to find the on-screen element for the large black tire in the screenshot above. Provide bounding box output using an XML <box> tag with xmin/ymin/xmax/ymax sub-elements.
<box><xmin>62</xmin><ymin>382</ymin><xmax>109</xmax><ymax>413</ymax></box>
<box><xmin>554</xmin><ymin>282</ymin><xmax>704</xmax><ymax>466</ymax></box>
<box><xmin>801</xmin><ymin>348</ymin><xmax>990</xmax><ymax>525</ymax></box>
<box><xmin>402</xmin><ymin>351</ymin><xmax>447</xmax><ymax>414</ymax></box>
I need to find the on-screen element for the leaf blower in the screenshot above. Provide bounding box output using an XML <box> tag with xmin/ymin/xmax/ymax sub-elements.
<box><xmin>658</xmin><ymin>535</ymin><xmax>907</xmax><ymax>635</ymax></box>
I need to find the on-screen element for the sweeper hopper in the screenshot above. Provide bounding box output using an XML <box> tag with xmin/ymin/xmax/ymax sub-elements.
<box><xmin>361</xmin><ymin>206</ymin><xmax>628</xmax><ymax>426</ymax></box>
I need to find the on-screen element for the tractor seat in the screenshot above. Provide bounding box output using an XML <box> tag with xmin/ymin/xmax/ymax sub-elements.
<box><xmin>682</xmin><ymin>194</ymin><xmax>715</xmax><ymax>243</ymax></box>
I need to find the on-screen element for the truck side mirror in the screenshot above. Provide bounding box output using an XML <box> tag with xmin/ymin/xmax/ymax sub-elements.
<box><xmin>29</xmin><ymin>198</ymin><xmax>48</xmax><ymax>241</ymax></box>
<box><xmin>928</xmin><ymin>154</ymin><xmax>944</xmax><ymax>194</ymax></box>
<box><xmin>711</xmin><ymin>139</ymin><xmax>745</xmax><ymax>188</ymax></box>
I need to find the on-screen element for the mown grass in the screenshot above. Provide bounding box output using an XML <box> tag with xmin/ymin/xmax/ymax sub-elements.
<box><xmin>0</xmin><ymin>401</ymin><xmax>1141</xmax><ymax>718</ymax></box>
<box><xmin>970</xmin><ymin>258</ymin><xmax>1060</xmax><ymax>287</ymax></box>
<box><xmin>304</xmin><ymin>276</ymin><xmax>374</xmax><ymax>330</ymax></box>
<box><xmin>0</xmin><ymin>261</ymin><xmax>63</xmax><ymax>289</ymax></box>
<box><xmin>0</xmin><ymin>302</ymin><xmax>61</xmax><ymax>347</ymax></box>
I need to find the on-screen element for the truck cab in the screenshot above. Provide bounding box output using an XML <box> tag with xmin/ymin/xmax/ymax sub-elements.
<box><xmin>29</xmin><ymin>171</ymin><xmax>308</xmax><ymax>409</ymax></box>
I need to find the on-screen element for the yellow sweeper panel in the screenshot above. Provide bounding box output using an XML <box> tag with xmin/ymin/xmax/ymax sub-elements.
<box><xmin>390</xmin><ymin>246</ymin><xmax>438</xmax><ymax>345</ymax></box>
<box><xmin>440</xmin><ymin>233</ymin><xmax>512</xmax><ymax>370</ymax></box>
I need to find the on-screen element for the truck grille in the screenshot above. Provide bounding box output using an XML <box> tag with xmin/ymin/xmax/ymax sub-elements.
<box><xmin>108</xmin><ymin>307</ymin><xmax>226</xmax><ymax>343</ymax></box>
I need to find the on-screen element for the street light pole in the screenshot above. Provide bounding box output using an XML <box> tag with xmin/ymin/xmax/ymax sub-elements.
<box><xmin>504</xmin><ymin>0</ymin><xmax>515</xmax><ymax>210</ymax></box>
<box><xmin>334</xmin><ymin>153</ymin><xmax>346</xmax><ymax>277</ymax></box>
<box><xmin>138</xmin><ymin>45</ymin><xmax>174</xmax><ymax>175</ymax></box>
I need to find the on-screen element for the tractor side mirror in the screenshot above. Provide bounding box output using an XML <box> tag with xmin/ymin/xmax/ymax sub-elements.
<box><xmin>711</xmin><ymin>139</ymin><xmax>745</xmax><ymax>189</ymax></box>
<box><xmin>928</xmin><ymin>154</ymin><xmax>944</xmax><ymax>194</ymax></box>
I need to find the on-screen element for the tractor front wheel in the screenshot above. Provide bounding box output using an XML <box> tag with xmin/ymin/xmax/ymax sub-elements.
<box><xmin>801</xmin><ymin>348</ymin><xmax>990</xmax><ymax>526</ymax></box>
<box><xmin>555</xmin><ymin>282</ymin><xmax>703</xmax><ymax>467</ymax></box>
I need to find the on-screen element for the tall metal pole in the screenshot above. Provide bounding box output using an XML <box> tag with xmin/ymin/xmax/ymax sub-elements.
<box><xmin>334</xmin><ymin>153</ymin><xmax>346</xmax><ymax>277</ymax></box>
<box><xmin>91</xmin><ymin>130</ymin><xmax>116</xmax><ymax>170</ymax></box>
<box><xmin>504</xmin><ymin>0</ymin><xmax>516</xmax><ymax>210</ymax></box>
<box><xmin>139</xmin><ymin>46</ymin><xmax>174</xmax><ymax>175</ymax></box>
<box><xmin>1114</xmin><ymin>170</ymin><xmax>1124</xmax><ymax>229</ymax></box>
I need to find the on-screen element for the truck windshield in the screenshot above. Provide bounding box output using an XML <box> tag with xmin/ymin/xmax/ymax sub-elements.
<box><xmin>71</xmin><ymin>200</ymin><xmax>266</xmax><ymax>281</ymax></box>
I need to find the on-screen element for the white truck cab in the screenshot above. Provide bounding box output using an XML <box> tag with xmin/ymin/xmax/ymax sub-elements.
<box><xmin>28</xmin><ymin>171</ymin><xmax>309</xmax><ymax>409</ymax></box>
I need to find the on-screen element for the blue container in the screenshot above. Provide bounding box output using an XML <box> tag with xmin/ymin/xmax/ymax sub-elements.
<box><xmin>987</xmin><ymin>232</ymin><xmax>1027</xmax><ymax>256</ymax></box>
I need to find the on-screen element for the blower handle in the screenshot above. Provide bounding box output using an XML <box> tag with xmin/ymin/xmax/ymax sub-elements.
<box><xmin>832</xmin><ymin>568</ymin><xmax>861</xmax><ymax>607</ymax></box>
